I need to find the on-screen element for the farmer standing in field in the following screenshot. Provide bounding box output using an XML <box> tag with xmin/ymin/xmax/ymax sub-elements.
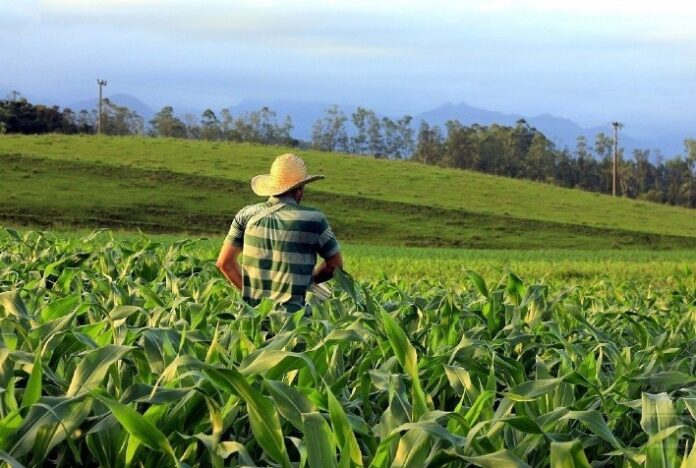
<box><xmin>216</xmin><ymin>153</ymin><xmax>343</xmax><ymax>313</ymax></box>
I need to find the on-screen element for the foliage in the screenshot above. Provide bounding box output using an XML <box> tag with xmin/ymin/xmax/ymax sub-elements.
<box><xmin>0</xmin><ymin>93</ymin><xmax>88</xmax><ymax>134</ymax></box>
<box><xmin>413</xmin><ymin>119</ymin><xmax>696</xmax><ymax>208</ymax></box>
<box><xmin>2</xmin><ymin>92</ymin><xmax>695</xmax><ymax>207</ymax></box>
<box><xmin>1</xmin><ymin>228</ymin><xmax>696</xmax><ymax>467</ymax></box>
<box><xmin>100</xmin><ymin>99</ymin><xmax>144</xmax><ymax>136</ymax></box>
<box><xmin>149</xmin><ymin>106</ymin><xmax>187</xmax><ymax>138</ymax></box>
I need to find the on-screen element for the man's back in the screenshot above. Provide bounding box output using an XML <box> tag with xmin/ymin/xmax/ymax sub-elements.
<box><xmin>225</xmin><ymin>195</ymin><xmax>339</xmax><ymax>312</ymax></box>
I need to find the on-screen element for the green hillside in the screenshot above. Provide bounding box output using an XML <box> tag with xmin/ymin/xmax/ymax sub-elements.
<box><xmin>1</xmin><ymin>134</ymin><xmax>695</xmax><ymax>249</ymax></box>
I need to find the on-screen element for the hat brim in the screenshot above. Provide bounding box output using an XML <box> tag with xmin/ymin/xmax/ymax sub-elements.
<box><xmin>250</xmin><ymin>174</ymin><xmax>325</xmax><ymax>197</ymax></box>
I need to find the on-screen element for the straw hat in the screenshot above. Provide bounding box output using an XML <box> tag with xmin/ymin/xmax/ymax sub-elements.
<box><xmin>251</xmin><ymin>153</ymin><xmax>325</xmax><ymax>196</ymax></box>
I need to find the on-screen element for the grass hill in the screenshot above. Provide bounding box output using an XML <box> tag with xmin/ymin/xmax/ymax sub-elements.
<box><xmin>1</xmin><ymin>134</ymin><xmax>695</xmax><ymax>249</ymax></box>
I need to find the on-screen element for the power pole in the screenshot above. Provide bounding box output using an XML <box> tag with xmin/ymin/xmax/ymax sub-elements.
<box><xmin>97</xmin><ymin>79</ymin><xmax>107</xmax><ymax>134</ymax></box>
<box><xmin>611</xmin><ymin>121</ymin><xmax>622</xmax><ymax>196</ymax></box>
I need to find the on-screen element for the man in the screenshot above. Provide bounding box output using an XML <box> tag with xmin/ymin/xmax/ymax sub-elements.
<box><xmin>216</xmin><ymin>153</ymin><xmax>343</xmax><ymax>313</ymax></box>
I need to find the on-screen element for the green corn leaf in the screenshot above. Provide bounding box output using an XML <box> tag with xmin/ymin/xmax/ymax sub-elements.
<box><xmin>124</xmin><ymin>403</ymin><xmax>169</xmax><ymax>467</ymax></box>
<box><xmin>240</xmin><ymin>348</ymin><xmax>316</xmax><ymax>380</ymax></box>
<box><xmin>562</xmin><ymin>410</ymin><xmax>622</xmax><ymax>449</ymax></box>
<box><xmin>0</xmin><ymin>409</ymin><xmax>24</xmax><ymax>448</ymax></box>
<box><xmin>67</xmin><ymin>345</ymin><xmax>133</xmax><ymax>396</ymax></box>
<box><xmin>461</xmin><ymin>449</ymin><xmax>531</xmax><ymax>468</ymax></box>
<box><xmin>501</xmin><ymin>416</ymin><xmax>544</xmax><ymax>435</ymax></box>
<box><xmin>265</xmin><ymin>379</ymin><xmax>316</xmax><ymax>431</ymax></box>
<box><xmin>464</xmin><ymin>390</ymin><xmax>495</xmax><ymax>427</ymax></box>
<box><xmin>326</xmin><ymin>386</ymin><xmax>363</xmax><ymax>468</ymax></box>
<box><xmin>392</xmin><ymin>428</ymin><xmax>431</xmax><ymax>468</ymax></box>
<box><xmin>40</xmin><ymin>294</ymin><xmax>80</xmax><ymax>322</ymax></box>
<box><xmin>681</xmin><ymin>440</ymin><xmax>696</xmax><ymax>468</ymax></box>
<box><xmin>0</xmin><ymin>450</ymin><xmax>24</xmax><ymax>468</ymax></box>
<box><xmin>380</xmin><ymin>310</ymin><xmax>428</xmax><ymax>420</ymax></box>
<box><xmin>20</xmin><ymin>353</ymin><xmax>42</xmax><ymax>408</ymax></box>
<box><xmin>389</xmin><ymin>421</ymin><xmax>465</xmax><ymax>447</ymax></box>
<box><xmin>303</xmin><ymin>412</ymin><xmax>337</xmax><ymax>468</ymax></box>
<box><xmin>0</xmin><ymin>291</ymin><xmax>32</xmax><ymax>321</ymax></box>
<box><xmin>203</xmin><ymin>367</ymin><xmax>290</xmax><ymax>468</ymax></box>
<box><xmin>93</xmin><ymin>391</ymin><xmax>176</xmax><ymax>459</ymax></box>
<box><xmin>550</xmin><ymin>440</ymin><xmax>592</xmax><ymax>468</ymax></box>
<box><xmin>467</xmin><ymin>270</ymin><xmax>489</xmax><ymax>299</ymax></box>
<box><xmin>8</xmin><ymin>395</ymin><xmax>91</xmax><ymax>460</ymax></box>
<box><xmin>507</xmin><ymin>377</ymin><xmax>565</xmax><ymax>401</ymax></box>
<box><xmin>633</xmin><ymin>372</ymin><xmax>696</xmax><ymax>389</ymax></box>
<box><xmin>641</xmin><ymin>392</ymin><xmax>679</xmax><ymax>468</ymax></box>
<box><xmin>217</xmin><ymin>441</ymin><xmax>254</xmax><ymax>465</ymax></box>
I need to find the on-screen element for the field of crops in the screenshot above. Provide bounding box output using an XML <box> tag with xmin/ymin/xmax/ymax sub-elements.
<box><xmin>2</xmin><ymin>227</ymin><xmax>696</xmax><ymax>467</ymax></box>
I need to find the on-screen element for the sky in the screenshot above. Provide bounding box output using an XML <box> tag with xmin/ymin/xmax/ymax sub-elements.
<box><xmin>1</xmin><ymin>0</ymin><xmax>695</xmax><ymax>132</ymax></box>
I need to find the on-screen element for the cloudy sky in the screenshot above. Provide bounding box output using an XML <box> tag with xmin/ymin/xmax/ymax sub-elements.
<box><xmin>2</xmin><ymin>0</ymin><xmax>695</xmax><ymax>131</ymax></box>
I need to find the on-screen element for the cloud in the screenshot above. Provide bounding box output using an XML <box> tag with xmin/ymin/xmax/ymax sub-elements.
<box><xmin>4</xmin><ymin>0</ymin><xmax>693</xmax><ymax>129</ymax></box>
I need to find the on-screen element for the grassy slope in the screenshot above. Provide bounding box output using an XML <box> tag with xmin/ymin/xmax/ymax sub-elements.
<box><xmin>1</xmin><ymin>134</ymin><xmax>695</xmax><ymax>249</ymax></box>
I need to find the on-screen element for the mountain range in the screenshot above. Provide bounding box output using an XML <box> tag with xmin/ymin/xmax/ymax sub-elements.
<box><xmin>10</xmin><ymin>89</ymin><xmax>690</xmax><ymax>158</ymax></box>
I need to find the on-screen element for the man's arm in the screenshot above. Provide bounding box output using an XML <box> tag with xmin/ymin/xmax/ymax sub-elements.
<box><xmin>312</xmin><ymin>252</ymin><xmax>343</xmax><ymax>284</ymax></box>
<box><xmin>216</xmin><ymin>243</ymin><xmax>243</xmax><ymax>290</ymax></box>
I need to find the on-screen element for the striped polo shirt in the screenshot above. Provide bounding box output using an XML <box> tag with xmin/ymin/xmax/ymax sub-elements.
<box><xmin>224</xmin><ymin>196</ymin><xmax>340</xmax><ymax>312</ymax></box>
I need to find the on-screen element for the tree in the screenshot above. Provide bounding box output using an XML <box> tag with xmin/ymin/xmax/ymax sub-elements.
<box><xmin>365</xmin><ymin>111</ymin><xmax>383</xmax><ymax>156</ymax></box>
<box><xmin>685</xmin><ymin>139</ymin><xmax>696</xmax><ymax>207</ymax></box>
<box><xmin>100</xmin><ymin>99</ymin><xmax>143</xmax><ymax>135</ymax></box>
<box><xmin>382</xmin><ymin>115</ymin><xmax>414</xmax><ymax>158</ymax></box>
<box><xmin>412</xmin><ymin>121</ymin><xmax>444</xmax><ymax>165</ymax></box>
<box><xmin>575</xmin><ymin>136</ymin><xmax>590</xmax><ymax>188</ymax></box>
<box><xmin>395</xmin><ymin>115</ymin><xmax>414</xmax><ymax>158</ymax></box>
<box><xmin>183</xmin><ymin>113</ymin><xmax>200</xmax><ymax>139</ymax></box>
<box><xmin>219</xmin><ymin>108</ymin><xmax>238</xmax><ymax>140</ymax></box>
<box><xmin>442</xmin><ymin>120</ymin><xmax>475</xmax><ymax>169</ymax></box>
<box><xmin>525</xmin><ymin>133</ymin><xmax>556</xmax><ymax>182</ymax></box>
<box><xmin>311</xmin><ymin>105</ymin><xmax>349</xmax><ymax>152</ymax></box>
<box><xmin>149</xmin><ymin>106</ymin><xmax>187</xmax><ymax>138</ymax></box>
<box><xmin>381</xmin><ymin>117</ymin><xmax>398</xmax><ymax>158</ymax></box>
<box><xmin>77</xmin><ymin>110</ymin><xmax>95</xmax><ymax>133</ymax></box>
<box><xmin>350</xmin><ymin>107</ymin><xmax>370</xmax><ymax>154</ymax></box>
<box><xmin>200</xmin><ymin>109</ymin><xmax>222</xmax><ymax>140</ymax></box>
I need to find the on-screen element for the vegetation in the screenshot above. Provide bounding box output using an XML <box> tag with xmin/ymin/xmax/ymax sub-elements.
<box><xmin>413</xmin><ymin>120</ymin><xmax>696</xmax><ymax>209</ymax></box>
<box><xmin>2</xmin><ymin>135</ymin><xmax>696</xmax><ymax>249</ymax></box>
<box><xmin>3</xmin><ymin>93</ymin><xmax>695</xmax><ymax>208</ymax></box>
<box><xmin>1</xmin><ymin>228</ymin><xmax>695</xmax><ymax>467</ymax></box>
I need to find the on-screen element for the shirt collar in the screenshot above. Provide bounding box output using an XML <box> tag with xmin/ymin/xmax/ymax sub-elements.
<box><xmin>268</xmin><ymin>195</ymin><xmax>297</xmax><ymax>205</ymax></box>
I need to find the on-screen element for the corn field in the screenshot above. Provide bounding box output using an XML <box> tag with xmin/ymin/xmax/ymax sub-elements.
<box><xmin>1</xmin><ymin>228</ymin><xmax>696</xmax><ymax>467</ymax></box>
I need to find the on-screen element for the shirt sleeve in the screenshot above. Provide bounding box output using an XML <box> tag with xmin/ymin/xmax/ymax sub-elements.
<box><xmin>224</xmin><ymin>210</ymin><xmax>246</xmax><ymax>247</ymax></box>
<box><xmin>317</xmin><ymin>215</ymin><xmax>340</xmax><ymax>259</ymax></box>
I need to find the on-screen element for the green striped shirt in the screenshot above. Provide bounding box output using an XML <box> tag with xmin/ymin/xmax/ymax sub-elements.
<box><xmin>224</xmin><ymin>196</ymin><xmax>340</xmax><ymax>312</ymax></box>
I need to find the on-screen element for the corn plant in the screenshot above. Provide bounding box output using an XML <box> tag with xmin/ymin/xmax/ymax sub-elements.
<box><xmin>0</xmin><ymin>227</ymin><xmax>695</xmax><ymax>467</ymax></box>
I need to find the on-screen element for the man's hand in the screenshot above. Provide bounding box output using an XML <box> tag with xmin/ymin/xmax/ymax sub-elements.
<box><xmin>216</xmin><ymin>243</ymin><xmax>243</xmax><ymax>290</ymax></box>
<box><xmin>312</xmin><ymin>252</ymin><xmax>343</xmax><ymax>284</ymax></box>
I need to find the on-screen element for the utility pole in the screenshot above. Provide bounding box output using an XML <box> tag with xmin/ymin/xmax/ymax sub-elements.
<box><xmin>611</xmin><ymin>121</ymin><xmax>622</xmax><ymax>196</ymax></box>
<box><xmin>97</xmin><ymin>79</ymin><xmax>107</xmax><ymax>134</ymax></box>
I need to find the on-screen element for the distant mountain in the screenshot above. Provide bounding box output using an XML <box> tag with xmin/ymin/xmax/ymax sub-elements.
<box><xmin>413</xmin><ymin>102</ymin><xmax>647</xmax><ymax>155</ymax></box>
<box><xmin>66</xmin><ymin>93</ymin><xmax>156</xmax><ymax>122</ymax></box>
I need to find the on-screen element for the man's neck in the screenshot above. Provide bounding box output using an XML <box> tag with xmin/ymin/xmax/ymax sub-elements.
<box><xmin>269</xmin><ymin>195</ymin><xmax>298</xmax><ymax>205</ymax></box>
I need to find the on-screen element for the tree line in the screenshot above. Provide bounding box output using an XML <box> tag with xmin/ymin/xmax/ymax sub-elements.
<box><xmin>413</xmin><ymin>119</ymin><xmax>696</xmax><ymax>208</ymax></box>
<box><xmin>1</xmin><ymin>92</ymin><xmax>694</xmax><ymax>208</ymax></box>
